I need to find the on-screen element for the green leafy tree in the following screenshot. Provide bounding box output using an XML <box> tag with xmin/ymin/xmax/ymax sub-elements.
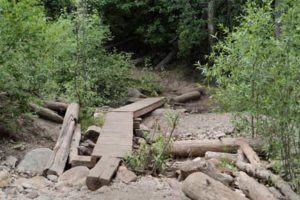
<box><xmin>202</xmin><ymin>0</ymin><xmax>300</xmax><ymax>186</ymax></box>
<box><xmin>0</xmin><ymin>0</ymin><xmax>134</xmax><ymax>131</ymax></box>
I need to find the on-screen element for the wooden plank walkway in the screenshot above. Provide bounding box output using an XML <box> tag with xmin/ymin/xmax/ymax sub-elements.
<box><xmin>87</xmin><ymin>97</ymin><xmax>165</xmax><ymax>190</ymax></box>
<box><xmin>92</xmin><ymin>112</ymin><xmax>133</xmax><ymax>159</ymax></box>
<box><xmin>113</xmin><ymin>97</ymin><xmax>166</xmax><ymax>118</ymax></box>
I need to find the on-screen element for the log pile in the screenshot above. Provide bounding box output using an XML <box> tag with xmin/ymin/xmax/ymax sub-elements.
<box><xmin>171</xmin><ymin>138</ymin><xmax>300</xmax><ymax>200</ymax></box>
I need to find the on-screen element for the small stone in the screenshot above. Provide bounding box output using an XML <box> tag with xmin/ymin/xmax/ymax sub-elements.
<box><xmin>116</xmin><ymin>166</ymin><xmax>137</xmax><ymax>184</ymax></box>
<box><xmin>2</xmin><ymin>156</ymin><xmax>18</xmax><ymax>168</ymax></box>
<box><xmin>0</xmin><ymin>190</ymin><xmax>6</xmax><ymax>199</ymax></box>
<box><xmin>164</xmin><ymin>178</ymin><xmax>182</xmax><ymax>191</ymax></box>
<box><xmin>36</xmin><ymin>195</ymin><xmax>52</xmax><ymax>200</ymax></box>
<box><xmin>16</xmin><ymin>185</ymin><xmax>24</xmax><ymax>192</ymax></box>
<box><xmin>17</xmin><ymin>148</ymin><xmax>53</xmax><ymax>175</ymax></box>
<box><xmin>0</xmin><ymin>170</ymin><xmax>10</xmax><ymax>188</ymax></box>
<box><xmin>97</xmin><ymin>185</ymin><xmax>109</xmax><ymax>193</ymax></box>
<box><xmin>192</xmin><ymin>157</ymin><xmax>201</xmax><ymax>162</ymax></box>
<box><xmin>47</xmin><ymin>175</ymin><xmax>58</xmax><ymax>182</ymax></box>
<box><xmin>22</xmin><ymin>183</ymin><xmax>37</xmax><ymax>190</ymax></box>
<box><xmin>27</xmin><ymin>190</ymin><xmax>39</xmax><ymax>199</ymax></box>
<box><xmin>14</xmin><ymin>176</ymin><xmax>52</xmax><ymax>190</ymax></box>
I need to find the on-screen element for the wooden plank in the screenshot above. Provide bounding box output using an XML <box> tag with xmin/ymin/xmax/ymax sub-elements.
<box><xmin>69</xmin><ymin>124</ymin><xmax>81</xmax><ymax>165</ymax></box>
<box><xmin>92</xmin><ymin>112</ymin><xmax>133</xmax><ymax>159</ymax></box>
<box><xmin>97</xmin><ymin>136</ymin><xmax>132</xmax><ymax>145</ymax></box>
<box><xmin>71</xmin><ymin>155</ymin><xmax>95</xmax><ymax>168</ymax></box>
<box><xmin>113</xmin><ymin>97</ymin><xmax>166</xmax><ymax>117</ymax></box>
<box><xmin>86</xmin><ymin>157</ymin><xmax>120</xmax><ymax>191</ymax></box>
<box><xmin>99</xmin><ymin>157</ymin><xmax>121</xmax><ymax>186</ymax></box>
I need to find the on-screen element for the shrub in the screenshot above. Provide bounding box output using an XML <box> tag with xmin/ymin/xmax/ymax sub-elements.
<box><xmin>0</xmin><ymin>0</ymin><xmax>134</xmax><ymax>131</ymax></box>
<box><xmin>202</xmin><ymin>0</ymin><xmax>300</xmax><ymax>184</ymax></box>
<box><xmin>126</xmin><ymin>111</ymin><xmax>179</xmax><ymax>175</ymax></box>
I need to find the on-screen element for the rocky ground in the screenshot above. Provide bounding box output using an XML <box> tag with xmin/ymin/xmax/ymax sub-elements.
<box><xmin>2</xmin><ymin>70</ymin><xmax>285</xmax><ymax>200</ymax></box>
<box><xmin>0</xmin><ymin>105</ymin><xmax>235</xmax><ymax>200</ymax></box>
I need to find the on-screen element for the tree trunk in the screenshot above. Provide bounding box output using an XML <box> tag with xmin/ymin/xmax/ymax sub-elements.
<box><xmin>44</xmin><ymin>101</ymin><xmax>68</xmax><ymax>113</ymax></box>
<box><xmin>29</xmin><ymin>103</ymin><xmax>63</xmax><ymax>123</ymax></box>
<box><xmin>182</xmin><ymin>172</ymin><xmax>247</xmax><ymax>200</ymax></box>
<box><xmin>237</xmin><ymin>171</ymin><xmax>277</xmax><ymax>200</ymax></box>
<box><xmin>44</xmin><ymin>103</ymin><xmax>80</xmax><ymax>176</ymax></box>
<box><xmin>205</xmin><ymin>151</ymin><xmax>237</xmax><ymax>163</ymax></box>
<box><xmin>172</xmin><ymin>91</ymin><xmax>201</xmax><ymax>103</ymax></box>
<box><xmin>179</xmin><ymin>159</ymin><xmax>233</xmax><ymax>186</ymax></box>
<box><xmin>239</xmin><ymin>141</ymin><xmax>261</xmax><ymax>167</ymax></box>
<box><xmin>155</xmin><ymin>49</ymin><xmax>176</xmax><ymax>69</ymax></box>
<box><xmin>275</xmin><ymin>0</ymin><xmax>282</xmax><ymax>38</ymax></box>
<box><xmin>208</xmin><ymin>0</ymin><xmax>216</xmax><ymax>47</ymax></box>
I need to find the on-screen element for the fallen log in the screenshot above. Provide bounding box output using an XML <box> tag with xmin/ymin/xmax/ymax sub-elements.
<box><xmin>44</xmin><ymin>103</ymin><xmax>79</xmax><ymax>176</ymax></box>
<box><xmin>171</xmin><ymin>138</ymin><xmax>263</xmax><ymax>157</ymax></box>
<box><xmin>172</xmin><ymin>91</ymin><xmax>201</xmax><ymax>103</ymax></box>
<box><xmin>179</xmin><ymin>159</ymin><xmax>233</xmax><ymax>186</ymax></box>
<box><xmin>236</xmin><ymin>161</ymin><xmax>300</xmax><ymax>200</ymax></box>
<box><xmin>239</xmin><ymin>141</ymin><xmax>261</xmax><ymax>167</ymax></box>
<box><xmin>29</xmin><ymin>103</ymin><xmax>63</xmax><ymax>123</ymax></box>
<box><xmin>237</xmin><ymin>171</ymin><xmax>277</xmax><ymax>200</ymax></box>
<box><xmin>182</xmin><ymin>172</ymin><xmax>247</xmax><ymax>200</ymax></box>
<box><xmin>205</xmin><ymin>151</ymin><xmax>237</xmax><ymax>163</ymax></box>
<box><xmin>44</xmin><ymin>101</ymin><xmax>68</xmax><ymax>113</ymax></box>
<box><xmin>155</xmin><ymin>49</ymin><xmax>176</xmax><ymax>69</ymax></box>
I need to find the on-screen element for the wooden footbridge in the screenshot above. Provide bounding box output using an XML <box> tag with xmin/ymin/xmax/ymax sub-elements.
<box><xmin>86</xmin><ymin>97</ymin><xmax>166</xmax><ymax>190</ymax></box>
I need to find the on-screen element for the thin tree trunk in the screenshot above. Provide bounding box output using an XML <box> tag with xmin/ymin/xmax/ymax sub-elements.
<box><xmin>208</xmin><ymin>0</ymin><xmax>216</xmax><ymax>47</ymax></box>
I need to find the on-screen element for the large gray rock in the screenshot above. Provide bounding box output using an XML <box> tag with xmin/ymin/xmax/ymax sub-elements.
<box><xmin>57</xmin><ymin>166</ymin><xmax>89</xmax><ymax>187</ymax></box>
<box><xmin>17</xmin><ymin>148</ymin><xmax>53</xmax><ymax>174</ymax></box>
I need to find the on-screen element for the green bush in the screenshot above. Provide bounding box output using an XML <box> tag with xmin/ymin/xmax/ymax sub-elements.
<box><xmin>202</xmin><ymin>0</ymin><xmax>300</xmax><ymax>184</ymax></box>
<box><xmin>0</xmin><ymin>0</ymin><xmax>134</xmax><ymax>131</ymax></box>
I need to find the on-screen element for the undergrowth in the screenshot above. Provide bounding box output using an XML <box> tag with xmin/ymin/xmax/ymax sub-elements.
<box><xmin>126</xmin><ymin>111</ymin><xmax>179</xmax><ymax>175</ymax></box>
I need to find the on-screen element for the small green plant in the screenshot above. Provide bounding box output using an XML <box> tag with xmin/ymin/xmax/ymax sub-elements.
<box><xmin>217</xmin><ymin>158</ymin><xmax>237</xmax><ymax>172</ymax></box>
<box><xmin>80</xmin><ymin>107</ymin><xmax>105</xmax><ymax>131</ymax></box>
<box><xmin>126</xmin><ymin>111</ymin><xmax>179</xmax><ymax>175</ymax></box>
<box><xmin>134</xmin><ymin>70</ymin><xmax>163</xmax><ymax>96</ymax></box>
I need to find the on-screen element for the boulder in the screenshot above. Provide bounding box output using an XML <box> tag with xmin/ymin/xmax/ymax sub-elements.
<box><xmin>17</xmin><ymin>148</ymin><xmax>52</xmax><ymax>174</ymax></box>
<box><xmin>57</xmin><ymin>166</ymin><xmax>89</xmax><ymax>187</ymax></box>
<box><xmin>116</xmin><ymin>166</ymin><xmax>137</xmax><ymax>184</ymax></box>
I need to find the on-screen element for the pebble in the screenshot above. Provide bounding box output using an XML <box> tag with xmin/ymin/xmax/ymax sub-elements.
<box><xmin>22</xmin><ymin>183</ymin><xmax>37</xmax><ymax>190</ymax></box>
<box><xmin>0</xmin><ymin>170</ymin><xmax>10</xmax><ymax>188</ymax></box>
<box><xmin>2</xmin><ymin>156</ymin><xmax>18</xmax><ymax>168</ymax></box>
<box><xmin>47</xmin><ymin>175</ymin><xmax>58</xmax><ymax>182</ymax></box>
<box><xmin>27</xmin><ymin>190</ymin><xmax>39</xmax><ymax>199</ymax></box>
